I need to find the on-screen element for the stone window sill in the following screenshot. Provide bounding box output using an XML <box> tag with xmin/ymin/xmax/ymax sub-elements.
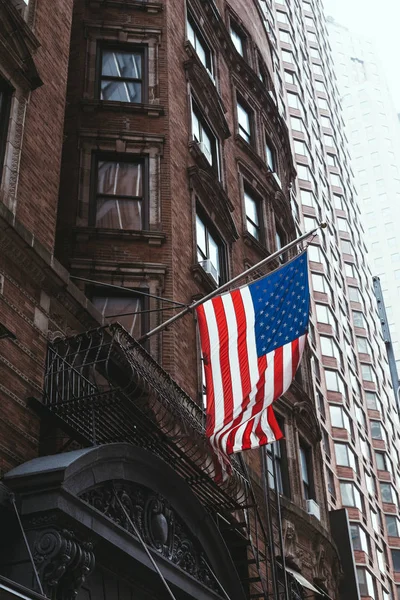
<box><xmin>80</xmin><ymin>99</ymin><xmax>164</xmax><ymax>117</ymax></box>
<box><xmin>73</xmin><ymin>227</ymin><xmax>166</xmax><ymax>246</ymax></box>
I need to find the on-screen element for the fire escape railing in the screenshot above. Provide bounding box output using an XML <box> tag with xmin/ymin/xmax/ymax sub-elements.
<box><xmin>41</xmin><ymin>324</ymin><xmax>294</xmax><ymax>598</ymax></box>
<box><xmin>43</xmin><ymin>324</ymin><xmax>248</xmax><ymax>510</ymax></box>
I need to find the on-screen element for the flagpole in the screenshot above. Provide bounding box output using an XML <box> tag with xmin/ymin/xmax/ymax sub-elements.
<box><xmin>139</xmin><ymin>223</ymin><xmax>326</xmax><ymax>343</ymax></box>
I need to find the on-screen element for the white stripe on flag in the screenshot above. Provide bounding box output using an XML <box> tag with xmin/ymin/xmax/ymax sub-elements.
<box><xmin>240</xmin><ymin>286</ymin><xmax>259</xmax><ymax>391</ymax></box>
<box><xmin>203</xmin><ymin>300</ymin><xmax>225</xmax><ymax>434</ymax></box>
<box><xmin>283</xmin><ymin>341</ymin><xmax>293</xmax><ymax>392</ymax></box>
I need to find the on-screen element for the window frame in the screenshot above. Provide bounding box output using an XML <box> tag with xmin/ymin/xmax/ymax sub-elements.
<box><xmin>236</xmin><ymin>95</ymin><xmax>253</xmax><ymax>146</ymax></box>
<box><xmin>243</xmin><ymin>185</ymin><xmax>262</xmax><ymax>242</ymax></box>
<box><xmin>89</xmin><ymin>152</ymin><xmax>149</xmax><ymax>230</ymax></box>
<box><xmin>96</xmin><ymin>43</ymin><xmax>148</xmax><ymax>104</ymax></box>
<box><xmin>0</xmin><ymin>78</ymin><xmax>13</xmax><ymax>185</ymax></box>
<box><xmin>191</xmin><ymin>99</ymin><xmax>220</xmax><ymax>175</ymax></box>
<box><xmin>89</xmin><ymin>286</ymin><xmax>149</xmax><ymax>338</ymax></box>
<box><xmin>186</xmin><ymin>12</ymin><xmax>214</xmax><ymax>76</ymax></box>
<box><xmin>299</xmin><ymin>442</ymin><xmax>314</xmax><ymax>500</ymax></box>
<box><xmin>195</xmin><ymin>207</ymin><xmax>226</xmax><ymax>285</ymax></box>
<box><xmin>230</xmin><ymin>21</ymin><xmax>247</xmax><ymax>59</ymax></box>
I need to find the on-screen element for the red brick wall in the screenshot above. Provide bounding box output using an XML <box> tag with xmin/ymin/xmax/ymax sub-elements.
<box><xmin>16</xmin><ymin>0</ymin><xmax>75</xmax><ymax>251</ymax></box>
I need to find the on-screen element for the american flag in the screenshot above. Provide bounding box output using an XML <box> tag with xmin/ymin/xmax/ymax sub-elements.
<box><xmin>196</xmin><ymin>251</ymin><xmax>309</xmax><ymax>467</ymax></box>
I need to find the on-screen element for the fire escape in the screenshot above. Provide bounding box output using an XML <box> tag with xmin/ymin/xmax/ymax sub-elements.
<box><xmin>30</xmin><ymin>323</ymin><xmax>304</xmax><ymax>600</ymax></box>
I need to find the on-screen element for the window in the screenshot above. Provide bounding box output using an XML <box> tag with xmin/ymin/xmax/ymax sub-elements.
<box><xmin>357</xmin><ymin>568</ymin><xmax>375</xmax><ymax>598</ymax></box>
<box><xmin>380</xmin><ymin>482</ymin><xmax>395</xmax><ymax>504</ymax></box>
<box><xmin>312</xmin><ymin>274</ymin><xmax>326</xmax><ymax>293</ymax></box>
<box><xmin>361</xmin><ymin>364</ymin><xmax>375</xmax><ymax>382</ymax></box>
<box><xmin>325</xmin><ymin>370</ymin><xmax>346</xmax><ymax>395</ymax></box>
<box><xmin>340</xmin><ymin>482</ymin><xmax>363</xmax><ymax>510</ymax></box>
<box><xmin>330</xmin><ymin>405</ymin><xmax>350</xmax><ymax>430</ymax></box>
<box><xmin>237</xmin><ymin>99</ymin><xmax>252</xmax><ymax>144</ymax></box>
<box><xmin>299</xmin><ymin>444</ymin><xmax>313</xmax><ymax>499</ymax></box>
<box><xmin>352</xmin><ymin>311</ymin><xmax>365</xmax><ymax>328</ymax></box>
<box><xmin>287</xmin><ymin>92</ymin><xmax>300</xmax><ymax>109</ymax></box>
<box><xmin>375</xmin><ymin>451</ymin><xmax>387</xmax><ymax>471</ymax></box>
<box><xmin>350</xmin><ymin>524</ymin><xmax>369</xmax><ymax>553</ymax></box>
<box><xmin>371</xmin><ymin>421</ymin><xmax>385</xmax><ymax>441</ymax></box>
<box><xmin>276</xmin><ymin>11</ymin><xmax>289</xmax><ymax>23</ymax></box>
<box><xmin>386</xmin><ymin>515</ymin><xmax>400</xmax><ymax>537</ymax></box>
<box><xmin>266</xmin><ymin>438</ymin><xmax>288</xmax><ymax>496</ymax></box>
<box><xmin>196</xmin><ymin>212</ymin><xmax>224</xmax><ymax>284</ymax></box>
<box><xmin>366</xmin><ymin>391</ymin><xmax>378</xmax><ymax>410</ymax></box>
<box><xmin>335</xmin><ymin>443</ymin><xmax>356</xmax><ymax>471</ymax></box>
<box><xmin>275</xmin><ymin>226</ymin><xmax>286</xmax><ymax>262</ymax></box>
<box><xmin>92</xmin><ymin>290</ymin><xmax>145</xmax><ymax>338</ymax></box>
<box><xmin>344</xmin><ymin>263</ymin><xmax>355</xmax><ymax>278</ymax></box>
<box><xmin>191</xmin><ymin>101</ymin><xmax>219</xmax><ymax>172</ymax></box>
<box><xmin>392</xmin><ymin>550</ymin><xmax>400</xmax><ymax>572</ymax></box>
<box><xmin>92</xmin><ymin>156</ymin><xmax>146</xmax><ymax>229</ymax></box>
<box><xmin>187</xmin><ymin>14</ymin><xmax>213</xmax><ymax>75</ymax></box>
<box><xmin>297</xmin><ymin>165</ymin><xmax>311</xmax><ymax>181</ymax></box>
<box><xmin>300</xmin><ymin>188</ymin><xmax>315</xmax><ymax>206</ymax></box>
<box><xmin>356</xmin><ymin>337</ymin><xmax>370</xmax><ymax>354</ymax></box>
<box><xmin>244</xmin><ymin>188</ymin><xmax>261</xmax><ymax>240</ymax></box>
<box><xmin>290</xmin><ymin>116</ymin><xmax>304</xmax><ymax>132</ymax></box>
<box><xmin>330</xmin><ymin>173</ymin><xmax>342</xmax><ymax>187</ymax></box>
<box><xmin>340</xmin><ymin>240</ymin><xmax>353</xmax><ymax>256</ymax></box>
<box><xmin>0</xmin><ymin>78</ymin><xmax>12</xmax><ymax>182</ymax></box>
<box><xmin>230</xmin><ymin>23</ymin><xmax>246</xmax><ymax>57</ymax></box>
<box><xmin>265</xmin><ymin>137</ymin><xmax>275</xmax><ymax>171</ymax></box>
<box><xmin>99</xmin><ymin>47</ymin><xmax>145</xmax><ymax>103</ymax></box>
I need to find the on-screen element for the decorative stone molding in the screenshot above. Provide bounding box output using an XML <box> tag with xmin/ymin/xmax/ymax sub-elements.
<box><xmin>188</xmin><ymin>166</ymin><xmax>239</xmax><ymax>243</ymax></box>
<box><xmin>80</xmin><ymin>481</ymin><xmax>219</xmax><ymax>593</ymax></box>
<box><xmin>33</xmin><ymin>528</ymin><xmax>95</xmax><ymax>600</ymax></box>
<box><xmin>184</xmin><ymin>51</ymin><xmax>230</xmax><ymax>140</ymax></box>
<box><xmin>283</xmin><ymin>519</ymin><xmax>302</xmax><ymax>570</ymax></box>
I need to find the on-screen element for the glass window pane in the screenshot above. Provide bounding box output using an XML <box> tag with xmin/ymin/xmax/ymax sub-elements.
<box><xmin>97</xmin><ymin>161</ymin><xmax>142</xmax><ymax>197</ymax></box>
<box><xmin>101</xmin><ymin>80</ymin><xmax>142</xmax><ymax>103</ymax></box>
<box><xmin>208</xmin><ymin>233</ymin><xmax>220</xmax><ymax>277</ymax></box>
<box><xmin>96</xmin><ymin>198</ymin><xmax>142</xmax><ymax>229</ymax></box>
<box><xmin>102</xmin><ymin>51</ymin><xmax>142</xmax><ymax>78</ymax></box>
<box><xmin>237</xmin><ymin>102</ymin><xmax>250</xmax><ymax>139</ymax></box>
<box><xmin>386</xmin><ymin>515</ymin><xmax>399</xmax><ymax>537</ymax></box>
<box><xmin>92</xmin><ymin>295</ymin><xmax>142</xmax><ymax>338</ymax></box>
<box><xmin>196</xmin><ymin>215</ymin><xmax>207</xmax><ymax>258</ymax></box>
<box><xmin>231</xmin><ymin>28</ymin><xmax>244</xmax><ymax>55</ymax></box>
<box><xmin>244</xmin><ymin>192</ymin><xmax>259</xmax><ymax>227</ymax></box>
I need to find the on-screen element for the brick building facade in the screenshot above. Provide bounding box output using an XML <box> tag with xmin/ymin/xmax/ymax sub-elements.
<box><xmin>0</xmin><ymin>1</ymin><xmax>350</xmax><ymax>598</ymax></box>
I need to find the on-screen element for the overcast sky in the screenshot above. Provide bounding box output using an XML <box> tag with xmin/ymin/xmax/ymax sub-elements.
<box><xmin>323</xmin><ymin>0</ymin><xmax>400</xmax><ymax>112</ymax></box>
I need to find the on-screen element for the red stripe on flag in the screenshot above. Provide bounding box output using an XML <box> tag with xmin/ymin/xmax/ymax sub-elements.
<box><xmin>241</xmin><ymin>355</ymin><xmax>267</xmax><ymax>450</ymax></box>
<box><xmin>226</xmin><ymin>355</ymin><xmax>268</xmax><ymax>453</ymax></box>
<box><xmin>196</xmin><ymin>303</ymin><xmax>216</xmax><ymax>438</ymax></box>
<box><xmin>231</xmin><ymin>289</ymin><xmax>251</xmax><ymax>399</ymax></box>
<box><xmin>274</xmin><ymin>346</ymin><xmax>284</xmax><ymax>399</ymax></box>
<box><xmin>212</xmin><ymin>296</ymin><xmax>234</xmax><ymax>430</ymax></box>
<box><xmin>291</xmin><ymin>338</ymin><xmax>300</xmax><ymax>380</ymax></box>
<box><xmin>266</xmin><ymin>405</ymin><xmax>283</xmax><ymax>441</ymax></box>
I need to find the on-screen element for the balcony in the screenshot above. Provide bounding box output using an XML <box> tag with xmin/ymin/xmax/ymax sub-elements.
<box><xmin>36</xmin><ymin>324</ymin><xmax>248</xmax><ymax>511</ymax></box>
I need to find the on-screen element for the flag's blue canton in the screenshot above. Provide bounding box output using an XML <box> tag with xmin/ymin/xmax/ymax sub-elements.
<box><xmin>249</xmin><ymin>252</ymin><xmax>309</xmax><ymax>358</ymax></box>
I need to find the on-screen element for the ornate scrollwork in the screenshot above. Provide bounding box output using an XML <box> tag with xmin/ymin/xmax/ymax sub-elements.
<box><xmin>33</xmin><ymin>528</ymin><xmax>95</xmax><ymax>600</ymax></box>
<box><xmin>80</xmin><ymin>481</ymin><xmax>220</xmax><ymax>593</ymax></box>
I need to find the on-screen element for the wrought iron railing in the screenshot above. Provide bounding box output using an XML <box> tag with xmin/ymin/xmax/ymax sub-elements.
<box><xmin>43</xmin><ymin>324</ymin><xmax>248</xmax><ymax>511</ymax></box>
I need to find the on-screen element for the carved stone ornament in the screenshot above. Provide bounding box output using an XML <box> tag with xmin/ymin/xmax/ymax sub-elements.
<box><xmin>313</xmin><ymin>542</ymin><xmax>330</xmax><ymax>587</ymax></box>
<box><xmin>283</xmin><ymin>519</ymin><xmax>302</xmax><ymax>570</ymax></box>
<box><xmin>33</xmin><ymin>528</ymin><xmax>95</xmax><ymax>600</ymax></box>
<box><xmin>80</xmin><ymin>481</ymin><xmax>219</xmax><ymax>593</ymax></box>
